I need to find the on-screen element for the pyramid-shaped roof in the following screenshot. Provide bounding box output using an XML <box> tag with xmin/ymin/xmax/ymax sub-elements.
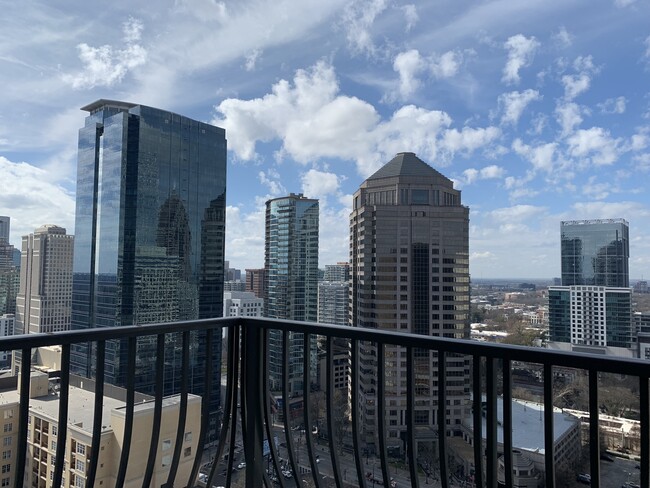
<box><xmin>367</xmin><ymin>152</ymin><xmax>448</xmax><ymax>181</ymax></box>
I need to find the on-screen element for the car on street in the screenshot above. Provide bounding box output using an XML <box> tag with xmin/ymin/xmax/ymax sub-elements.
<box><xmin>577</xmin><ymin>473</ymin><xmax>591</xmax><ymax>484</ymax></box>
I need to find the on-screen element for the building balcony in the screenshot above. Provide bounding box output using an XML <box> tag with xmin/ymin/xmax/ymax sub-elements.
<box><xmin>1</xmin><ymin>317</ymin><xmax>648</xmax><ymax>488</ymax></box>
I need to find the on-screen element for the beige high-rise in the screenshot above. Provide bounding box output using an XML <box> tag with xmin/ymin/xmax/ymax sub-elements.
<box><xmin>349</xmin><ymin>153</ymin><xmax>470</xmax><ymax>455</ymax></box>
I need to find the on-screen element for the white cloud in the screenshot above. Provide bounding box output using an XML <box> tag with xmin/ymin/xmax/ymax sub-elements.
<box><xmin>401</xmin><ymin>4</ymin><xmax>419</xmax><ymax>32</ymax></box>
<box><xmin>213</xmin><ymin>61</ymin><xmax>500</xmax><ymax>176</ymax></box>
<box><xmin>173</xmin><ymin>0</ymin><xmax>229</xmax><ymax>22</ymax></box>
<box><xmin>566</xmin><ymin>127</ymin><xmax>622</xmax><ymax>166</ymax></box>
<box><xmin>462</xmin><ymin>165</ymin><xmax>505</xmax><ymax>185</ymax></box>
<box><xmin>62</xmin><ymin>17</ymin><xmax>147</xmax><ymax>89</ymax></box>
<box><xmin>570</xmin><ymin>201</ymin><xmax>650</xmax><ymax>220</ymax></box>
<box><xmin>225</xmin><ymin>204</ymin><xmax>265</xmax><ymax>269</ymax></box>
<box><xmin>561</xmin><ymin>73</ymin><xmax>590</xmax><ymax>100</ymax></box>
<box><xmin>258</xmin><ymin>169</ymin><xmax>286</xmax><ymax>196</ymax></box>
<box><xmin>393</xmin><ymin>49</ymin><xmax>425</xmax><ymax>98</ymax></box>
<box><xmin>498</xmin><ymin>89</ymin><xmax>541</xmax><ymax>125</ymax></box>
<box><xmin>244</xmin><ymin>49</ymin><xmax>262</xmax><ymax>71</ymax></box>
<box><xmin>581</xmin><ymin>176</ymin><xmax>611</xmax><ymax>200</ymax></box>
<box><xmin>512</xmin><ymin>139</ymin><xmax>557</xmax><ymax>173</ymax></box>
<box><xmin>0</xmin><ymin>156</ymin><xmax>76</xmax><ymax>246</ymax></box>
<box><xmin>502</xmin><ymin>34</ymin><xmax>540</xmax><ymax>85</ymax></box>
<box><xmin>561</xmin><ymin>55</ymin><xmax>600</xmax><ymax>100</ymax></box>
<box><xmin>555</xmin><ymin>101</ymin><xmax>583</xmax><ymax>137</ymax></box>
<box><xmin>430</xmin><ymin>50</ymin><xmax>461</xmax><ymax>79</ymax></box>
<box><xmin>301</xmin><ymin>169</ymin><xmax>341</xmax><ymax>200</ymax></box>
<box><xmin>552</xmin><ymin>26</ymin><xmax>573</xmax><ymax>48</ymax></box>
<box><xmin>340</xmin><ymin>0</ymin><xmax>388</xmax><ymax>57</ymax></box>
<box><xmin>470</xmin><ymin>251</ymin><xmax>495</xmax><ymax>260</ymax></box>
<box><xmin>489</xmin><ymin>204</ymin><xmax>547</xmax><ymax>223</ymax></box>
<box><xmin>645</xmin><ymin>35</ymin><xmax>650</xmax><ymax>62</ymax></box>
<box><xmin>598</xmin><ymin>96</ymin><xmax>626</xmax><ymax>114</ymax></box>
<box><xmin>440</xmin><ymin>126</ymin><xmax>501</xmax><ymax>156</ymax></box>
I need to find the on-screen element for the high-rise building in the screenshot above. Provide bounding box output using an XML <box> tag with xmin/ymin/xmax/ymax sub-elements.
<box><xmin>323</xmin><ymin>262</ymin><xmax>350</xmax><ymax>282</ymax></box>
<box><xmin>0</xmin><ymin>314</ymin><xmax>13</xmax><ymax>368</ymax></box>
<box><xmin>0</xmin><ymin>217</ymin><xmax>21</xmax><ymax>316</ymax></box>
<box><xmin>549</xmin><ymin>219</ymin><xmax>633</xmax><ymax>356</ymax></box>
<box><xmin>245</xmin><ymin>268</ymin><xmax>266</xmax><ymax>299</ymax></box>
<box><xmin>223</xmin><ymin>280</ymin><xmax>246</xmax><ymax>292</ymax></box>
<box><xmin>0</xmin><ymin>216</ymin><xmax>9</xmax><ymax>242</ymax></box>
<box><xmin>70</xmin><ymin>100</ymin><xmax>227</xmax><ymax>439</ymax></box>
<box><xmin>548</xmin><ymin>286</ymin><xmax>633</xmax><ymax>353</ymax></box>
<box><xmin>15</xmin><ymin>225</ymin><xmax>74</xmax><ymax>335</ymax></box>
<box><xmin>223</xmin><ymin>291</ymin><xmax>264</xmax><ymax>318</ymax></box>
<box><xmin>349</xmin><ymin>152</ymin><xmax>470</xmax><ymax>454</ymax></box>
<box><xmin>317</xmin><ymin>281</ymin><xmax>348</xmax><ymax>326</ymax></box>
<box><xmin>224</xmin><ymin>261</ymin><xmax>242</xmax><ymax>281</ymax></box>
<box><xmin>561</xmin><ymin>219</ymin><xmax>629</xmax><ymax>287</ymax></box>
<box><xmin>264</xmin><ymin>193</ymin><xmax>319</xmax><ymax>394</ymax></box>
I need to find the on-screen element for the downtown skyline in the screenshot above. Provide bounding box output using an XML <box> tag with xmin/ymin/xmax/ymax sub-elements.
<box><xmin>1</xmin><ymin>0</ymin><xmax>650</xmax><ymax>279</ymax></box>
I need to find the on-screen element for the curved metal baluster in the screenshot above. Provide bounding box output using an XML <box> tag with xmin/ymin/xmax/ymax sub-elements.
<box><xmin>86</xmin><ymin>340</ymin><xmax>105</xmax><ymax>487</ymax></box>
<box><xmin>406</xmin><ymin>346</ymin><xmax>419</xmax><ymax>488</ymax></box>
<box><xmin>438</xmin><ymin>350</ymin><xmax>448</xmax><ymax>488</ymax></box>
<box><xmin>263</xmin><ymin>327</ymin><xmax>287</xmax><ymax>488</ymax></box>
<box><xmin>207</xmin><ymin>324</ymin><xmax>239</xmax><ymax>487</ymax></box>
<box><xmin>142</xmin><ymin>334</ymin><xmax>165</xmax><ymax>488</ymax></box>
<box><xmin>589</xmin><ymin>368</ymin><xmax>600</xmax><ymax>487</ymax></box>
<box><xmin>502</xmin><ymin>358</ymin><xmax>513</xmax><ymax>488</ymax></box>
<box><xmin>543</xmin><ymin>363</ymin><xmax>555</xmax><ymax>488</ymax></box>
<box><xmin>351</xmin><ymin>338</ymin><xmax>368</xmax><ymax>488</ymax></box>
<box><xmin>377</xmin><ymin>342</ymin><xmax>391</xmax><ymax>488</ymax></box>
<box><xmin>485</xmin><ymin>357</ymin><xmax>497</xmax><ymax>488</ymax></box>
<box><xmin>166</xmin><ymin>330</ymin><xmax>190</xmax><ymax>486</ymax></box>
<box><xmin>52</xmin><ymin>344</ymin><xmax>70</xmax><ymax>488</ymax></box>
<box><xmin>326</xmin><ymin>336</ymin><xmax>343</xmax><ymax>487</ymax></box>
<box><xmin>15</xmin><ymin>346</ymin><xmax>31</xmax><ymax>488</ymax></box>
<box><xmin>303</xmin><ymin>332</ymin><xmax>322</xmax><ymax>487</ymax></box>
<box><xmin>282</xmin><ymin>330</ymin><xmax>303</xmax><ymax>488</ymax></box>
<box><xmin>186</xmin><ymin>328</ymin><xmax>214</xmax><ymax>488</ymax></box>
<box><xmin>472</xmin><ymin>356</ymin><xmax>483</xmax><ymax>488</ymax></box>
<box><xmin>115</xmin><ymin>337</ymin><xmax>137</xmax><ymax>488</ymax></box>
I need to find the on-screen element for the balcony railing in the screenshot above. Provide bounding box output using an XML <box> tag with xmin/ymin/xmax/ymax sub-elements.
<box><xmin>1</xmin><ymin>317</ymin><xmax>649</xmax><ymax>488</ymax></box>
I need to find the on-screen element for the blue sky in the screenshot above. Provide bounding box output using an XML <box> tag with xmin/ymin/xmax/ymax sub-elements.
<box><xmin>1</xmin><ymin>0</ymin><xmax>649</xmax><ymax>279</ymax></box>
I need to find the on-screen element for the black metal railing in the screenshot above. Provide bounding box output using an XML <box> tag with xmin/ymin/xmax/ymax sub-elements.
<box><xmin>1</xmin><ymin>317</ymin><xmax>649</xmax><ymax>488</ymax></box>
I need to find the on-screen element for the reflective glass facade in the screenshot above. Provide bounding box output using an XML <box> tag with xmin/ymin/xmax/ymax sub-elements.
<box><xmin>71</xmin><ymin>100</ymin><xmax>226</xmax><ymax>437</ymax></box>
<box><xmin>264</xmin><ymin>194</ymin><xmax>319</xmax><ymax>395</ymax></box>
<box><xmin>561</xmin><ymin>219</ymin><xmax>629</xmax><ymax>287</ymax></box>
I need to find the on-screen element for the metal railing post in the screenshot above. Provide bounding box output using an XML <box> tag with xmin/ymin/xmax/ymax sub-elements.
<box><xmin>243</xmin><ymin>323</ymin><xmax>264</xmax><ymax>488</ymax></box>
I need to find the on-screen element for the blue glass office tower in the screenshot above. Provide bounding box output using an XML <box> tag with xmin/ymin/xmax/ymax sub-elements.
<box><xmin>71</xmin><ymin>100</ymin><xmax>227</xmax><ymax>437</ymax></box>
<box><xmin>561</xmin><ymin>219</ymin><xmax>629</xmax><ymax>287</ymax></box>
<box><xmin>264</xmin><ymin>193</ymin><xmax>319</xmax><ymax>396</ymax></box>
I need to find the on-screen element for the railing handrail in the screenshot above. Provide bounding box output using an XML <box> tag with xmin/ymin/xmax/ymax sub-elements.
<box><xmin>3</xmin><ymin>316</ymin><xmax>650</xmax><ymax>376</ymax></box>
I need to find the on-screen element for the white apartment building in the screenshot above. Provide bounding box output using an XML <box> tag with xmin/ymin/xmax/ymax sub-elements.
<box><xmin>223</xmin><ymin>291</ymin><xmax>263</xmax><ymax>318</ymax></box>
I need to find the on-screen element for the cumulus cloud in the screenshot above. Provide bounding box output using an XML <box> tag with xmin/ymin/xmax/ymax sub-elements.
<box><xmin>401</xmin><ymin>4</ymin><xmax>419</xmax><ymax>32</ymax></box>
<box><xmin>502</xmin><ymin>34</ymin><xmax>540</xmax><ymax>85</ymax></box>
<box><xmin>213</xmin><ymin>61</ymin><xmax>500</xmax><ymax>176</ymax></box>
<box><xmin>512</xmin><ymin>139</ymin><xmax>557</xmax><ymax>173</ymax></box>
<box><xmin>430</xmin><ymin>50</ymin><xmax>462</xmax><ymax>78</ymax></box>
<box><xmin>489</xmin><ymin>204</ymin><xmax>547</xmax><ymax>223</ymax></box>
<box><xmin>555</xmin><ymin>101</ymin><xmax>583</xmax><ymax>137</ymax></box>
<box><xmin>566</xmin><ymin>127</ymin><xmax>622</xmax><ymax>166</ymax></box>
<box><xmin>62</xmin><ymin>17</ymin><xmax>147</xmax><ymax>89</ymax></box>
<box><xmin>393</xmin><ymin>49</ymin><xmax>425</xmax><ymax>98</ymax></box>
<box><xmin>0</xmin><ymin>157</ymin><xmax>76</xmax><ymax>244</ymax></box>
<box><xmin>561</xmin><ymin>55</ymin><xmax>599</xmax><ymax>100</ymax></box>
<box><xmin>582</xmin><ymin>176</ymin><xmax>612</xmax><ymax>200</ymax></box>
<box><xmin>340</xmin><ymin>0</ymin><xmax>388</xmax><ymax>57</ymax></box>
<box><xmin>498</xmin><ymin>89</ymin><xmax>542</xmax><ymax>125</ymax></box>
<box><xmin>462</xmin><ymin>165</ymin><xmax>505</xmax><ymax>185</ymax></box>
<box><xmin>301</xmin><ymin>169</ymin><xmax>341</xmax><ymax>200</ymax></box>
<box><xmin>391</xmin><ymin>49</ymin><xmax>462</xmax><ymax>99</ymax></box>
<box><xmin>598</xmin><ymin>96</ymin><xmax>626</xmax><ymax>114</ymax></box>
<box><xmin>225</xmin><ymin>204</ymin><xmax>265</xmax><ymax>269</ymax></box>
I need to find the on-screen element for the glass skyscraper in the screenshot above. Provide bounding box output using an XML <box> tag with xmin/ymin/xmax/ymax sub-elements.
<box><xmin>70</xmin><ymin>100</ymin><xmax>227</xmax><ymax>437</ymax></box>
<box><xmin>264</xmin><ymin>193</ymin><xmax>319</xmax><ymax>395</ymax></box>
<box><xmin>561</xmin><ymin>219</ymin><xmax>629</xmax><ymax>287</ymax></box>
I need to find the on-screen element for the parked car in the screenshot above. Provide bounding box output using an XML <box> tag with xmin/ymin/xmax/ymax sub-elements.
<box><xmin>237</xmin><ymin>462</ymin><xmax>246</xmax><ymax>470</ymax></box>
<box><xmin>577</xmin><ymin>473</ymin><xmax>591</xmax><ymax>484</ymax></box>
